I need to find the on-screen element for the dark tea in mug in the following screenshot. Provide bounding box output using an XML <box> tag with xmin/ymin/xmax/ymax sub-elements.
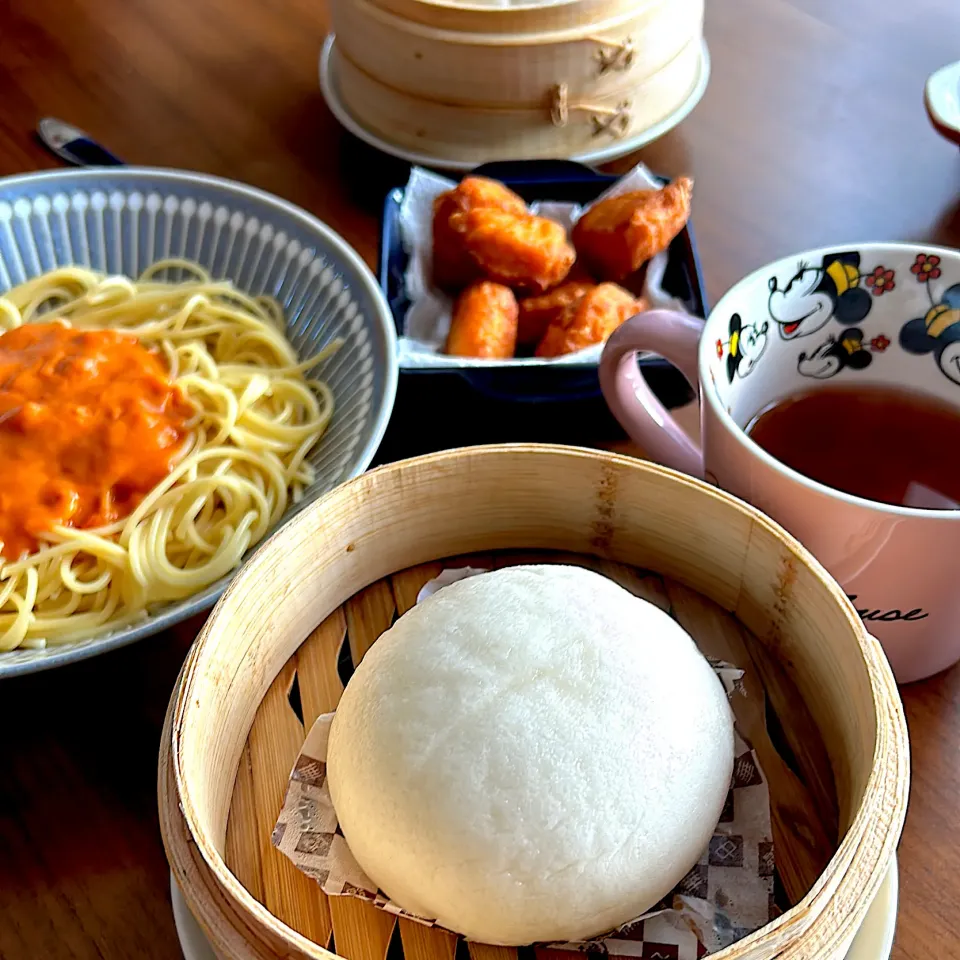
<box><xmin>745</xmin><ymin>384</ymin><xmax>960</xmax><ymax>508</ymax></box>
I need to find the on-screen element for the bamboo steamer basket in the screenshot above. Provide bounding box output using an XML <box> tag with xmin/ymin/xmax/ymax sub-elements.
<box><xmin>160</xmin><ymin>445</ymin><xmax>909</xmax><ymax>960</ymax></box>
<box><xmin>324</xmin><ymin>0</ymin><xmax>704</xmax><ymax>161</ymax></box>
<box><xmin>330</xmin><ymin>0</ymin><xmax>701</xmax><ymax>106</ymax></box>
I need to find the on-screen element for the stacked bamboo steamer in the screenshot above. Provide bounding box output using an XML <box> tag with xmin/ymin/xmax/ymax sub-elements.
<box><xmin>161</xmin><ymin>446</ymin><xmax>909</xmax><ymax>960</ymax></box>
<box><xmin>324</xmin><ymin>0</ymin><xmax>706</xmax><ymax>163</ymax></box>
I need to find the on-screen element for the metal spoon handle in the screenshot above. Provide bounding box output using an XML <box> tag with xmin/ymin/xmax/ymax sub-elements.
<box><xmin>36</xmin><ymin>118</ymin><xmax>125</xmax><ymax>167</ymax></box>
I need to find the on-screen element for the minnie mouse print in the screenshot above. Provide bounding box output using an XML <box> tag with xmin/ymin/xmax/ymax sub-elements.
<box><xmin>716</xmin><ymin>313</ymin><xmax>768</xmax><ymax>382</ymax></box>
<box><xmin>899</xmin><ymin>254</ymin><xmax>960</xmax><ymax>385</ymax></box>
<box><xmin>767</xmin><ymin>251</ymin><xmax>895</xmax><ymax>340</ymax></box>
<box><xmin>797</xmin><ymin>328</ymin><xmax>892</xmax><ymax>380</ymax></box>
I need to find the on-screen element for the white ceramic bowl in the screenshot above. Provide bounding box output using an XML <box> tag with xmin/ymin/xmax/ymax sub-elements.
<box><xmin>0</xmin><ymin>167</ymin><xmax>397</xmax><ymax>676</ymax></box>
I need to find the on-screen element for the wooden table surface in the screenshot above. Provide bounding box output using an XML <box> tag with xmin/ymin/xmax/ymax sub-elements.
<box><xmin>1</xmin><ymin>0</ymin><xmax>959</xmax><ymax>958</ymax></box>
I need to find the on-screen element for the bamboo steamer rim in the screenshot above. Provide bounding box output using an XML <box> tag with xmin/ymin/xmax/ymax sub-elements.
<box><xmin>362</xmin><ymin>0</ymin><xmax>672</xmax><ymax>34</ymax></box>
<box><xmin>398</xmin><ymin>0</ymin><xmax>621</xmax><ymax>13</ymax></box>
<box><xmin>341</xmin><ymin>0</ymin><xmax>687</xmax><ymax>43</ymax></box>
<box><xmin>372</xmin><ymin>0</ymin><xmax>662</xmax><ymax>17</ymax></box>
<box><xmin>162</xmin><ymin>444</ymin><xmax>909</xmax><ymax>960</ymax></box>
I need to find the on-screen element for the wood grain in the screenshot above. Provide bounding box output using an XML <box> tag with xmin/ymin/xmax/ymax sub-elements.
<box><xmin>298</xmin><ymin>608</ymin><xmax>350</xmax><ymax>725</ymax></box>
<box><xmin>0</xmin><ymin>0</ymin><xmax>957</xmax><ymax>958</ymax></box>
<box><xmin>468</xmin><ymin>945</ymin><xmax>519</xmax><ymax>960</ymax></box>
<box><xmin>225</xmin><ymin>744</ymin><xmax>267</xmax><ymax>906</ymax></box>
<box><xmin>330</xmin><ymin>585</ymin><xmax>400</xmax><ymax>960</ymax></box>
<box><xmin>248</xmin><ymin>660</ymin><xmax>333</xmax><ymax>946</ymax></box>
<box><xmin>399</xmin><ymin>920</ymin><xmax>458</xmax><ymax>960</ymax></box>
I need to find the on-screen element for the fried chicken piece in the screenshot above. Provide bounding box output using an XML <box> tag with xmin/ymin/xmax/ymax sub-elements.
<box><xmin>449</xmin><ymin>176</ymin><xmax>527</xmax><ymax>215</ymax></box>
<box><xmin>572</xmin><ymin>177</ymin><xmax>693</xmax><ymax>281</ymax></box>
<box><xmin>445</xmin><ymin>281</ymin><xmax>519</xmax><ymax>359</ymax></box>
<box><xmin>432</xmin><ymin>177</ymin><xmax>527</xmax><ymax>290</ymax></box>
<box><xmin>566</xmin><ymin>260</ymin><xmax>598</xmax><ymax>284</ymax></box>
<box><xmin>517</xmin><ymin>282</ymin><xmax>595</xmax><ymax>347</ymax></box>
<box><xmin>452</xmin><ymin>208</ymin><xmax>576</xmax><ymax>294</ymax></box>
<box><xmin>535</xmin><ymin>284</ymin><xmax>646</xmax><ymax>358</ymax></box>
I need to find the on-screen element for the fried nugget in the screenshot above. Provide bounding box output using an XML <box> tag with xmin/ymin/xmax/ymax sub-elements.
<box><xmin>445</xmin><ymin>281</ymin><xmax>519</xmax><ymax>359</ymax></box>
<box><xmin>517</xmin><ymin>282</ymin><xmax>595</xmax><ymax>347</ymax></box>
<box><xmin>566</xmin><ymin>260</ymin><xmax>598</xmax><ymax>284</ymax></box>
<box><xmin>449</xmin><ymin>176</ymin><xmax>527</xmax><ymax>215</ymax></box>
<box><xmin>452</xmin><ymin>208</ymin><xmax>576</xmax><ymax>294</ymax></box>
<box><xmin>535</xmin><ymin>283</ymin><xmax>645</xmax><ymax>358</ymax></box>
<box><xmin>432</xmin><ymin>177</ymin><xmax>527</xmax><ymax>290</ymax></box>
<box><xmin>572</xmin><ymin>176</ymin><xmax>693</xmax><ymax>281</ymax></box>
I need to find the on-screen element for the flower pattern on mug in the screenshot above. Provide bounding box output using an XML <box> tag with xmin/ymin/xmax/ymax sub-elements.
<box><xmin>911</xmin><ymin>253</ymin><xmax>942</xmax><ymax>282</ymax></box>
<box><xmin>715</xmin><ymin>338</ymin><xmax>724</xmax><ymax>359</ymax></box>
<box><xmin>870</xmin><ymin>334</ymin><xmax>891</xmax><ymax>352</ymax></box>
<box><xmin>865</xmin><ymin>266</ymin><xmax>895</xmax><ymax>295</ymax></box>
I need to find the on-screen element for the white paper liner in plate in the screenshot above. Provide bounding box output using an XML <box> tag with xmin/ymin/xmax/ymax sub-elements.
<box><xmin>397</xmin><ymin>165</ymin><xmax>695</xmax><ymax>369</ymax></box>
<box><xmin>273</xmin><ymin>568</ymin><xmax>775</xmax><ymax>958</ymax></box>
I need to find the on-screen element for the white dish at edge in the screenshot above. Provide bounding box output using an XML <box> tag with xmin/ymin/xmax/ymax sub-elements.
<box><xmin>925</xmin><ymin>59</ymin><xmax>960</xmax><ymax>145</ymax></box>
<box><xmin>318</xmin><ymin>34</ymin><xmax>711</xmax><ymax>172</ymax></box>
<box><xmin>170</xmin><ymin>858</ymin><xmax>899</xmax><ymax>960</ymax></box>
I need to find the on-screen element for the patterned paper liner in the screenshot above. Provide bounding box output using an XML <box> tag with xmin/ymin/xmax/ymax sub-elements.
<box><xmin>273</xmin><ymin>569</ymin><xmax>776</xmax><ymax>959</ymax></box>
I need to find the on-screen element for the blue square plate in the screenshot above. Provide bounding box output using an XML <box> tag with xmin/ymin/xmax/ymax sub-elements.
<box><xmin>379</xmin><ymin>159</ymin><xmax>706</xmax><ymax>405</ymax></box>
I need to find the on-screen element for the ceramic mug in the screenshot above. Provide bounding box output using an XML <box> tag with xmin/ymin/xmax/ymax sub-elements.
<box><xmin>599</xmin><ymin>242</ymin><xmax>960</xmax><ymax>684</ymax></box>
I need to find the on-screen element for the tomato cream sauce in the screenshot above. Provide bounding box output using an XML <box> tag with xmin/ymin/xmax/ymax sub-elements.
<box><xmin>0</xmin><ymin>322</ymin><xmax>194</xmax><ymax>560</ymax></box>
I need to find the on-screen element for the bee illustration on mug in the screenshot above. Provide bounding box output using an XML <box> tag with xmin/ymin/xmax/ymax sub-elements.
<box><xmin>899</xmin><ymin>254</ymin><xmax>960</xmax><ymax>386</ymax></box>
<box><xmin>767</xmin><ymin>251</ymin><xmax>896</xmax><ymax>341</ymax></box>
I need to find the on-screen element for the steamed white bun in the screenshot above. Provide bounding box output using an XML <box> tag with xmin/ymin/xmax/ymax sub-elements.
<box><xmin>326</xmin><ymin>565</ymin><xmax>734</xmax><ymax>945</ymax></box>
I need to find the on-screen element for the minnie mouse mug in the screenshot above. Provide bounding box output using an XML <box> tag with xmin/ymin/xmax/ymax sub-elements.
<box><xmin>599</xmin><ymin>242</ymin><xmax>960</xmax><ymax>683</ymax></box>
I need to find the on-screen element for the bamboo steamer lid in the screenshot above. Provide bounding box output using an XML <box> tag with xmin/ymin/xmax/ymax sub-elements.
<box><xmin>160</xmin><ymin>446</ymin><xmax>909</xmax><ymax>960</ymax></box>
<box><xmin>324</xmin><ymin>0</ymin><xmax>705</xmax><ymax>161</ymax></box>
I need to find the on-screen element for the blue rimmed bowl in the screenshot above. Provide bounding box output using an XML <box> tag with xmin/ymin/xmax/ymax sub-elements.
<box><xmin>0</xmin><ymin>167</ymin><xmax>398</xmax><ymax>677</ymax></box>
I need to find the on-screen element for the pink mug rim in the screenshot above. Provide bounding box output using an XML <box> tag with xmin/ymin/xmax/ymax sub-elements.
<box><xmin>698</xmin><ymin>240</ymin><xmax>960</xmax><ymax>520</ymax></box>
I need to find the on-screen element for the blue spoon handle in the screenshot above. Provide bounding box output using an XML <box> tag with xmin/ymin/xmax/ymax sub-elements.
<box><xmin>36</xmin><ymin>118</ymin><xmax>125</xmax><ymax>167</ymax></box>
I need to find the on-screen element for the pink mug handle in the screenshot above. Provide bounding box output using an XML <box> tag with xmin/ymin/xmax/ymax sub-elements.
<box><xmin>599</xmin><ymin>309</ymin><xmax>705</xmax><ymax>478</ymax></box>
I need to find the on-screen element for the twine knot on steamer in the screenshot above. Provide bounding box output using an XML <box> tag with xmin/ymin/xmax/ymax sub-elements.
<box><xmin>590</xmin><ymin>35</ymin><xmax>636</xmax><ymax>75</ymax></box>
<box><xmin>550</xmin><ymin>83</ymin><xmax>632</xmax><ymax>138</ymax></box>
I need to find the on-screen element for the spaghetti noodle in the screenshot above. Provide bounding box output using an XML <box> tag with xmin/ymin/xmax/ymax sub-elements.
<box><xmin>0</xmin><ymin>260</ymin><xmax>338</xmax><ymax>651</ymax></box>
